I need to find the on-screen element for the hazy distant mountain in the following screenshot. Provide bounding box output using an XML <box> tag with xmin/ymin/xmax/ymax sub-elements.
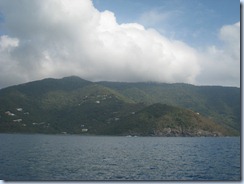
<box><xmin>0</xmin><ymin>76</ymin><xmax>240</xmax><ymax>136</ymax></box>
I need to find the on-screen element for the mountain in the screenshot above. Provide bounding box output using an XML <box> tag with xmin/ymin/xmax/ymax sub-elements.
<box><xmin>0</xmin><ymin>76</ymin><xmax>240</xmax><ymax>136</ymax></box>
<box><xmin>99</xmin><ymin>81</ymin><xmax>240</xmax><ymax>133</ymax></box>
<box><xmin>0</xmin><ymin>76</ymin><xmax>142</xmax><ymax>134</ymax></box>
<box><xmin>105</xmin><ymin>103</ymin><xmax>235</xmax><ymax>136</ymax></box>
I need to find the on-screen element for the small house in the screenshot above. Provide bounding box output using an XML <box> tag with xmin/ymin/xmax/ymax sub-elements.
<box><xmin>82</xmin><ymin>129</ymin><xmax>88</xmax><ymax>132</ymax></box>
<box><xmin>13</xmin><ymin>119</ymin><xmax>22</xmax><ymax>123</ymax></box>
<box><xmin>16</xmin><ymin>108</ymin><xmax>23</xmax><ymax>112</ymax></box>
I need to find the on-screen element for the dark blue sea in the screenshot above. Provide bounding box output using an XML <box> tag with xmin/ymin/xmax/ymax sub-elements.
<box><xmin>0</xmin><ymin>134</ymin><xmax>240</xmax><ymax>181</ymax></box>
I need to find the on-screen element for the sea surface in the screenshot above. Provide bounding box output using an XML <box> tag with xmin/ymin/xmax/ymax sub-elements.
<box><xmin>0</xmin><ymin>134</ymin><xmax>240</xmax><ymax>181</ymax></box>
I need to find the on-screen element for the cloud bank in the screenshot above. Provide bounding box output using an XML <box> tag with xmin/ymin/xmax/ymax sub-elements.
<box><xmin>0</xmin><ymin>0</ymin><xmax>240</xmax><ymax>88</ymax></box>
<box><xmin>196</xmin><ymin>22</ymin><xmax>240</xmax><ymax>86</ymax></box>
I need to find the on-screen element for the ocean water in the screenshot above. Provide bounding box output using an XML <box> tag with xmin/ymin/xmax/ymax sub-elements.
<box><xmin>0</xmin><ymin>134</ymin><xmax>240</xmax><ymax>181</ymax></box>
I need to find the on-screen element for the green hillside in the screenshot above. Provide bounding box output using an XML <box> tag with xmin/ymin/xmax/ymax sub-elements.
<box><xmin>0</xmin><ymin>76</ymin><xmax>240</xmax><ymax>136</ymax></box>
<box><xmin>105</xmin><ymin>103</ymin><xmax>236</xmax><ymax>136</ymax></box>
<box><xmin>99</xmin><ymin>81</ymin><xmax>240</xmax><ymax>133</ymax></box>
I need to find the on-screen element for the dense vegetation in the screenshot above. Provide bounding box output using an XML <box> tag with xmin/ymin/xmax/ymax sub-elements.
<box><xmin>0</xmin><ymin>76</ymin><xmax>240</xmax><ymax>136</ymax></box>
<box><xmin>105</xmin><ymin>103</ymin><xmax>236</xmax><ymax>136</ymax></box>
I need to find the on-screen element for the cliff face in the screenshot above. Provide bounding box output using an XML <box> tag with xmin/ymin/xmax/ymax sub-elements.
<box><xmin>127</xmin><ymin>129</ymin><xmax>222</xmax><ymax>137</ymax></box>
<box><xmin>152</xmin><ymin>128</ymin><xmax>222</xmax><ymax>137</ymax></box>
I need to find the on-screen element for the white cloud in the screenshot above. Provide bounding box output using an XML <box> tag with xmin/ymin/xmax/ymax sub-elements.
<box><xmin>0</xmin><ymin>35</ymin><xmax>24</xmax><ymax>87</ymax></box>
<box><xmin>0</xmin><ymin>35</ymin><xmax>18</xmax><ymax>51</ymax></box>
<box><xmin>0</xmin><ymin>0</ymin><xmax>240</xmax><ymax>88</ymax></box>
<box><xmin>196</xmin><ymin>22</ymin><xmax>240</xmax><ymax>87</ymax></box>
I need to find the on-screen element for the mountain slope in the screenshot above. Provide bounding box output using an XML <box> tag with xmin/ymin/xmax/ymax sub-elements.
<box><xmin>99</xmin><ymin>81</ymin><xmax>240</xmax><ymax>133</ymax></box>
<box><xmin>105</xmin><ymin>103</ymin><xmax>236</xmax><ymax>136</ymax></box>
<box><xmin>0</xmin><ymin>76</ymin><xmax>240</xmax><ymax>136</ymax></box>
<box><xmin>0</xmin><ymin>77</ymin><xmax>142</xmax><ymax>134</ymax></box>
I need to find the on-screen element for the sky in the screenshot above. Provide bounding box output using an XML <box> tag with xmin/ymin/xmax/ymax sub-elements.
<box><xmin>0</xmin><ymin>0</ymin><xmax>240</xmax><ymax>89</ymax></box>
